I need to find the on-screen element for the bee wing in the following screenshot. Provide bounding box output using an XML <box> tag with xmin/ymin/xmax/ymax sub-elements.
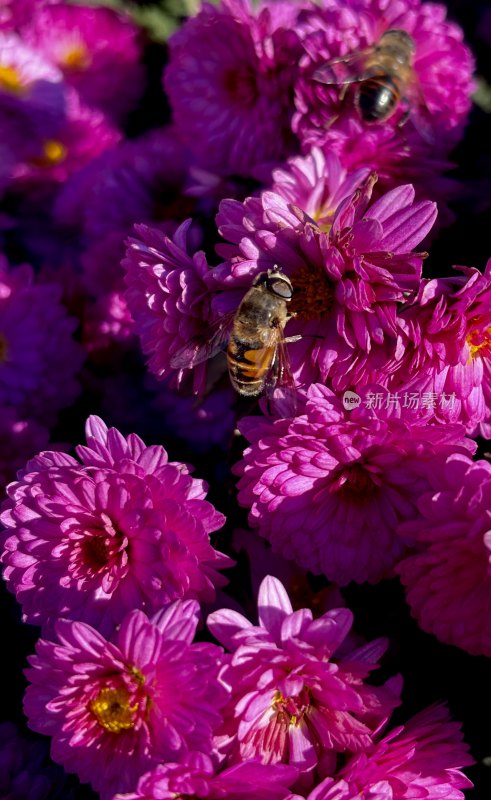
<box><xmin>312</xmin><ymin>48</ymin><xmax>373</xmax><ymax>86</ymax></box>
<box><xmin>170</xmin><ymin>312</ymin><xmax>235</xmax><ymax>370</ymax></box>
<box><xmin>264</xmin><ymin>335</ymin><xmax>298</xmax><ymax>418</ymax></box>
<box><xmin>403</xmin><ymin>75</ymin><xmax>436</xmax><ymax>144</ymax></box>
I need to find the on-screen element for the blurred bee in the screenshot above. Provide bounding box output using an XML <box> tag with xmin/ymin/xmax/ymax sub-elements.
<box><xmin>170</xmin><ymin>268</ymin><xmax>301</xmax><ymax>404</ymax></box>
<box><xmin>313</xmin><ymin>29</ymin><xmax>434</xmax><ymax>141</ymax></box>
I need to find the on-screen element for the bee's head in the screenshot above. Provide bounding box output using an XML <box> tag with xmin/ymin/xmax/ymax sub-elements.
<box><xmin>254</xmin><ymin>268</ymin><xmax>294</xmax><ymax>300</ymax></box>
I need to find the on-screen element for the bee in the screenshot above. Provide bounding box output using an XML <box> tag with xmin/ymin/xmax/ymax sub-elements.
<box><xmin>313</xmin><ymin>29</ymin><xmax>434</xmax><ymax>141</ymax></box>
<box><xmin>170</xmin><ymin>268</ymin><xmax>300</xmax><ymax>403</ymax></box>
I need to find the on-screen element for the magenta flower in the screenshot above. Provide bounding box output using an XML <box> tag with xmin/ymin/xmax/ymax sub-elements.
<box><xmin>23</xmin><ymin>2</ymin><xmax>144</xmax><ymax>123</ymax></box>
<box><xmin>303</xmin><ymin>705</ymin><xmax>473</xmax><ymax>799</ymax></box>
<box><xmin>396</xmin><ymin>453</ymin><xmax>491</xmax><ymax>656</ymax></box>
<box><xmin>0</xmin><ymin>258</ymin><xmax>83</xmax><ymax>425</ymax></box>
<box><xmin>164</xmin><ymin>0</ymin><xmax>305</xmax><ymax>177</ymax></box>
<box><xmin>212</xmin><ymin>176</ymin><xmax>436</xmax><ymax>390</ymax></box>
<box><xmin>152</xmin><ymin>382</ymin><xmax>237</xmax><ymax>453</ymax></box>
<box><xmin>293</xmin><ymin>0</ymin><xmax>474</xmax><ymax>196</ymax></box>
<box><xmin>271</xmin><ymin>148</ymin><xmax>370</xmax><ymax>231</ymax></box>
<box><xmin>114</xmin><ymin>752</ymin><xmax>298</xmax><ymax>800</ymax></box>
<box><xmin>0</xmin><ymin>0</ymin><xmax>56</xmax><ymax>31</ymax></box>
<box><xmin>13</xmin><ymin>87</ymin><xmax>121</xmax><ymax>185</ymax></box>
<box><xmin>234</xmin><ymin>384</ymin><xmax>474</xmax><ymax>585</ymax></box>
<box><xmin>390</xmin><ymin>260</ymin><xmax>491</xmax><ymax>436</ymax></box>
<box><xmin>1</xmin><ymin>415</ymin><xmax>231</xmax><ymax>636</ymax></box>
<box><xmin>24</xmin><ymin>604</ymin><xmax>227</xmax><ymax>800</ymax></box>
<box><xmin>123</xmin><ymin>221</ymin><xmax>217</xmax><ymax>393</ymax></box>
<box><xmin>0</xmin><ymin>721</ymin><xmax>72</xmax><ymax>800</ymax></box>
<box><xmin>0</xmin><ymin>407</ymin><xmax>50</xmax><ymax>492</ymax></box>
<box><xmin>208</xmin><ymin>576</ymin><xmax>401</xmax><ymax>780</ymax></box>
<box><xmin>82</xmin><ymin>290</ymin><xmax>135</xmax><ymax>355</ymax></box>
<box><xmin>55</xmin><ymin>127</ymin><xmax>191</xmax><ymax>244</ymax></box>
<box><xmin>0</xmin><ymin>31</ymin><xmax>66</xmax><ymax>172</ymax></box>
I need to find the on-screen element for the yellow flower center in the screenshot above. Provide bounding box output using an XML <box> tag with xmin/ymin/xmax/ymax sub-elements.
<box><xmin>89</xmin><ymin>686</ymin><xmax>138</xmax><ymax>733</ymax></box>
<box><xmin>272</xmin><ymin>688</ymin><xmax>311</xmax><ymax>727</ymax></box>
<box><xmin>30</xmin><ymin>140</ymin><xmax>67</xmax><ymax>168</ymax></box>
<box><xmin>61</xmin><ymin>44</ymin><xmax>91</xmax><ymax>71</ymax></box>
<box><xmin>43</xmin><ymin>140</ymin><xmax>67</xmax><ymax>164</ymax></box>
<box><xmin>0</xmin><ymin>334</ymin><xmax>8</xmax><ymax>363</ymax></box>
<box><xmin>0</xmin><ymin>64</ymin><xmax>23</xmax><ymax>93</ymax></box>
<box><xmin>290</xmin><ymin>263</ymin><xmax>334</xmax><ymax>321</ymax></box>
<box><xmin>467</xmin><ymin>319</ymin><xmax>491</xmax><ymax>359</ymax></box>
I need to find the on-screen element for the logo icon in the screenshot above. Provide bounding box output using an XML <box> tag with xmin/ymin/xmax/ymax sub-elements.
<box><xmin>342</xmin><ymin>391</ymin><xmax>361</xmax><ymax>411</ymax></box>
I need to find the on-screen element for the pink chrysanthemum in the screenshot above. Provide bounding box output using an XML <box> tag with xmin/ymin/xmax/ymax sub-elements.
<box><xmin>389</xmin><ymin>260</ymin><xmax>491</xmax><ymax>436</ymax></box>
<box><xmin>0</xmin><ymin>415</ymin><xmax>231</xmax><ymax>636</ymax></box>
<box><xmin>164</xmin><ymin>0</ymin><xmax>305</xmax><ymax>177</ymax></box>
<box><xmin>13</xmin><ymin>87</ymin><xmax>121</xmax><ymax>185</ymax></box>
<box><xmin>234</xmin><ymin>384</ymin><xmax>474</xmax><ymax>585</ymax></box>
<box><xmin>271</xmin><ymin>148</ymin><xmax>370</xmax><ymax>230</ymax></box>
<box><xmin>0</xmin><ymin>31</ymin><xmax>66</xmax><ymax>168</ymax></box>
<box><xmin>208</xmin><ymin>576</ymin><xmax>401</xmax><ymax>780</ymax></box>
<box><xmin>23</xmin><ymin>2</ymin><xmax>144</xmax><ymax>123</ymax></box>
<box><xmin>153</xmin><ymin>382</ymin><xmax>237</xmax><ymax>453</ymax></box>
<box><xmin>0</xmin><ymin>257</ymin><xmax>83</xmax><ymax>425</ymax></box>
<box><xmin>0</xmin><ymin>721</ymin><xmax>72</xmax><ymax>800</ymax></box>
<box><xmin>55</xmin><ymin>127</ymin><xmax>192</xmax><ymax>244</ymax></box>
<box><xmin>293</xmin><ymin>0</ymin><xmax>474</xmax><ymax>196</ymax></box>
<box><xmin>0</xmin><ymin>407</ymin><xmax>50</xmax><ymax>491</ymax></box>
<box><xmin>24</xmin><ymin>604</ymin><xmax>227</xmax><ymax>800</ymax></box>
<box><xmin>212</xmin><ymin>176</ymin><xmax>436</xmax><ymax>391</ymax></box>
<box><xmin>123</xmin><ymin>221</ymin><xmax>217</xmax><ymax>393</ymax></box>
<box><xmin>396</xmin><ymin>453</ymin><xmax>491</xmax><ymax>656</ymax></box>
<box><xmin>0</xmin><ymin>0</ymin><xmax>58</xmax><ymax>31</ymax></box>
<box><xmin>82</xmin><ymin>290</ymin><xmax>135</xmax><ymax>355</ymax></box>
<box><xmin>302</xmin><ymin>705</ymin><xmax>473</xmax><ymax>799</ymax></box>
<box><xmin>114</xmin><ymin>752</ymin><xmax>298</xmax><ymax>800</ymax></box>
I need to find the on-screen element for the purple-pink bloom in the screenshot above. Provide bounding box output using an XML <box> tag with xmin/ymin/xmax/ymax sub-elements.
<box><xmin>390</xmin><ymin>260</ymin><xmax>491</xmax><ymax>436</ymax></box>
<box><xmin>234</xmin><ymin>384</ymin><xmax>474</xmax><ymax>585</ymax></box>
<box><xmin>0</xmin><ymin>407</ymin><xmax>50</xmax><ymax>492</ymax></box>
<box><xmin>114</xmin><ymin>752</ymin><xmax>298</xmax><ymax>800</ymax></box>
<box><xmin>0</xmin><ymin>31</ymin><xmax>66</xmax><ymax>173</ymax></box>
<box><xmin>0</xmin><ymin>0</ymin><xmax>57</xmax><ymax>31</ymax></box>
<box><xmin>12</xmin><ymin>87</ymin><xmax>121</xmax><ymax>185</ymax></box>
<box><xmin>164</xmin><ymin>0</ymin><xmax>305</xmax><ymax>177</ymax></box>
<box><xmin>152</xmin><ymin>382</ymin><xmax>237</xmax><ymax>453</ymax></box>
<box><xmin>302</xmin><ymin>705</ymin><xmax>473</xmax><ymax>799</ymax></box>
<box><xmin>293</xmin><ymin>0</ymin><xmax>474</xmax><ymax>196</ymax></box>
<box><xmin>208</xmin><ymin>575</ymin><xmax>401</xmax><ymax>781</ymax></box>
<box><xmin>55</xmin><ymin>127</ymin><xmax>191</xmax><ymax>245</ymax></box>
<box><xmin>123</xmin><ymin>221</ymin><xmax>217</xmax><ymax>393</ymax></box>
<box><xmin>24</xmin><ymin>603</ymin><xmax>228</xmax><ymax>800</ymax></box>
<box><xmin>271</xmin><ymin>148</ymin><xmax>370</xmax><ymax>231</ymax></box>
<box><xmin>0</xmin><ymin>415</ymin><xmax>231</xmax><ymax>636</ymax></box>
<box><xmin>396</xmin><ymin>453</ymin><xmax>491</xmax><ymax>657</ymax></box>
<box><xmin>0</xmin><ymin>721</ymin><xmax>72</xmax><ymax>800</ymax></box>
<box><xmin>23</xmin><ymin>2</ymin><xmax>144</xmax><ymax>123</ymax></box>
<box><xmin>212</xmin><ymin>176</ymin><xmax>436</xmax><ymax>390</ymax></box>
<box><xmin>0</xmin><ymin>257</ymin><xmax>83</xmax><ymax>425</ymax></box>
<box><xmin>81</xmin><ymin>289</ymin><xmax>135</xmax><ymax>355</ymax></box>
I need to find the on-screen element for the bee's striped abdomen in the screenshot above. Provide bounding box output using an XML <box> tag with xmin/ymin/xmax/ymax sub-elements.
<box><xmin>358</xmin><ymin>73</ymin><xmax>400</xmax><ymax>121</ymax></box>
<box><xmin>227</xmin><ymin>336</ymin><xmax>275</xmax><ymax>397</ymax></box>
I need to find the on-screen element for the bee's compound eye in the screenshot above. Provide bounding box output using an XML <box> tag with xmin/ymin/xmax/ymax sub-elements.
<box><xmin>268</xmin><ymin>277</ymin><xmax>293</xmax><ymax>300</ymax></box>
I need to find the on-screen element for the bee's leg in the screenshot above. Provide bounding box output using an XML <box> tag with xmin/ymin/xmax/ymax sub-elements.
<box><xmin>397</xmin><ymin>103</ymin><xmax>411</xmax><ymax>129</ymax></box>
<box><xmin>284</xmin><ymin>335</ymin><xmax>302</xmax><ymax>343</ymax></box>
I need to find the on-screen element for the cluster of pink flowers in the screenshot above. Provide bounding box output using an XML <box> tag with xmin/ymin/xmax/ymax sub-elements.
<box><xmin>0</xmin><ymin>0</ymin><xmax>487</xmax><ymax>798</ymax></box>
